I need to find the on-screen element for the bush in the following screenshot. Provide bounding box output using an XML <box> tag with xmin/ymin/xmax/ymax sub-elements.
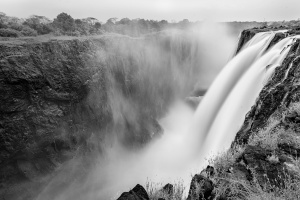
<box><xmin>20</xmin><ymin>26</ymin><xmax>38</xmax><ymax>36</ymax></box>
<box><xmin>23</xmin><ymin>17</ymin><xmax>53</xmax><ymax>35</ymax></box>
<box><xmin>8</xmin><ymin>22</ymin><xmax>24</xmax><ymax>31</ymax></box>
<box><xmin>0</xmin><ymin>28</ymin><xmax>21</xmax><ymax>37</ymax></box>
<box><xmin>53</xmin><ymin>12</ymin><xmax>75</xmax><ymax>33</ymax></box>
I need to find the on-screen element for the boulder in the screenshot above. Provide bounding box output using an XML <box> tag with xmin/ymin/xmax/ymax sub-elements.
<box><xmin>187</xmin><ymin>174</ymin><xmax>214</xmax><ymax>200</ymax></box>
<box><xmin>117</xmin><ymin>184</ymin><xmax>149</xmax><ymax>200</ymax></box>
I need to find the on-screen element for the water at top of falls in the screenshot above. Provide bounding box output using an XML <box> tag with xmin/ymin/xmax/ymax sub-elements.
<box><xmin>189</xmin><ymin>32</ymin><xmax>275</xmax><ymax>149</ymax></box>
<box><xmin>242</xmin><ymin>32</ymin><xmax>274</xmax><ymax>50</ymax></box>
<box><xmin>192</xmin><ymin>32</ymin><xmax>300</xmax><ymax>158</ymax></box>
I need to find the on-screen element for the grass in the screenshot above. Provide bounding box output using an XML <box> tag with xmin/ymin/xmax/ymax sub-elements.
<box><xmin>208</xmin><ymin>102</ymin><xmax>300</xmax><ymax>200</ymax></box>
<box><xmin>146</xmin><ymin>180</ymin><xmax>186</xmax><ymax>200</ymax></box>
<box><xmin>146</xmin><ymin>102</ymin><xmax>300</xmax><ymax>199</ymax></box>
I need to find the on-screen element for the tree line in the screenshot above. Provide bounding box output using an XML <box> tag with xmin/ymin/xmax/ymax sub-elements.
<box><xmin>1</xmin><ymin>11</ymin><xmax>299</xmax><ymax>38</ymax></box>
<box><xmin>0</xmin><ymin>12</ymin><xmax>202</xmax><ymax>37</ymax></box>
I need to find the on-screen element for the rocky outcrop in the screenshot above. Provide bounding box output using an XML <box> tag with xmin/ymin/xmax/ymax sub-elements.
<box><xmin>117</xmin><ymin>184</ymin><xmax>149</xmax><ymax>200</ymax></box>
<box><xmin>0</xmin><ymin>35</ymin><xmax>176</xmax><ymax>199</ymax></box>
<box><xmin>235</xmin><ymin>38</ymin><xmax>300</xmax><ymax>144</ymax></box>
<box><xmin>186</xmin><ymin>174</ymin><xmax>214</xmax><ymax>200</ymax></box>
<box><xmin>235</xmin><ymin>27</ymin><xmax>288</xmax><ymax>55</ymax></box>
<box><xmin>210</xmin><ymin>27</ymin><xmax>300</xmax><ymax>199</ymax></box>
<box><xmin>0</xmin><ymin>39</ymin><xmax>100</xmax><ymax>199</ymax></box>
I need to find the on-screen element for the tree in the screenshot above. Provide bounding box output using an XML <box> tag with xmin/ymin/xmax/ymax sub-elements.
<box><xmin>106</xmin><ymin>17</ymin><xmax>117</xmax><ymax>25</ymax></box>
<box><xmin>23</xmin><ymin>15</ymin><xmax>53</xmax><ymax>34</ymax></box>
<box><xmin>118</xmin><ymin>18</ymin><xmax>131</xmax><ymax>25</ymax></box>
<box><xmin>94</xmin><ymin>22</ymin><xmax>101</xmax><ymax>30</ymax></box>
<box><xmin>53</xmin><ymin>12</ymin><xmax>75</xmax><ymax>32</ymax></box>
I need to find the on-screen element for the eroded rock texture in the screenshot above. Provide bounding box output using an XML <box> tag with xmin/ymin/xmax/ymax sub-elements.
<box><xmin>0</xmin><ymin>35</ymin><xmax>182</xmax><ymax>199</ymax></box>
<box><xmin>211</xmin><ymin>28</ymin><xmax>300</xmax><ymax>199</ymax></box>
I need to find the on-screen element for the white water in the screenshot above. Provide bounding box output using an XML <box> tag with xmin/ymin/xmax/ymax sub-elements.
<box><xmin>85</xmin><ymin>32</ymin><xmax>297</xmax><ymax>199</ymax></box>
<box><xmin>193</xmin><ymin>32</ymin><xmax>300</xmax><ymax>159</ymax></box>
<box><xmin>37</xmin><ymin>29</ymin><xmax>300</xmax><ymax>200</ymax></box>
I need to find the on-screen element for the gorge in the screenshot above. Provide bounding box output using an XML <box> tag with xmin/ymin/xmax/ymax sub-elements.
<box><xmin>1</xmin><ymin>22</ymin><xmax>300</xmax><ymax>200</ymax></box>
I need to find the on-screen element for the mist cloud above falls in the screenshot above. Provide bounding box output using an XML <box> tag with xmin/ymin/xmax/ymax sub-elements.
<box><xmin>37</xmin><ymin>22</ymin><xmax>236</xmax><ymax>200</ymax></box>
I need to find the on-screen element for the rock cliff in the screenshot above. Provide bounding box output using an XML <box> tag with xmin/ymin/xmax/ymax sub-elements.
<box><xmin>0</xmin><ymin>32</ymin><xmax>203</xmax><ymax>199</ymax></box>
<box><xmin>201</xmin><ymin>27</ymin><xmax>300</xmax><ymax>199</ymax></box>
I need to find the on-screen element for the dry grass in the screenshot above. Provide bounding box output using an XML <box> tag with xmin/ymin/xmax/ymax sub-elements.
<box><xmin>210</xmin><ymin>102</ymin><xmax>300</xmax><ymax>200</ymax></box>
<box><xmin>248</xmin><ymin>116</ymin><xmax>281</xmax><ymax>151</ymax></box>
<box><xmin>146</xmin><ymin>180</ymin><xmax>186</xmax><ymax>200</ymax></box>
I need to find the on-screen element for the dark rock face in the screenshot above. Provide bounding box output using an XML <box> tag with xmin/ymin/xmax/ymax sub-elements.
<box><xmin>117</xmin><ymin>184</ymin><xmax>149</xmax><ymax>200</ymax></box>
<box><xmin>0</xmin><ymin>39</ymin><xmax>98</xmax><ymax>199</ymax></box>
<box><xmin>235</xmin><ymin>39</ymin><xmax>300</xmax><ymax>145</ymax></box>
<box><xmin>187</xmin><ymin>174</ymin><xmax>214</xmax><ymax>200</ymax></box>
<box><xmin>210</xmin><ymin>28</ymin><xmax>300</xmax><ymax>199</ymax></box>
<box><xmin>0</xmin><ymin>32</ymin><xmax>205</xmax><ymax>199</ymax></box>
<box><xmin>240</xmin><ymin>146</ymin><xmax>288</xmax><ymax>187</ymax></box>
<box><xmin>0</xmin><ymin>36</ymin><xmax>177</xmax><ymax>199</ymax></box>
<box><xmin>266</xmin><ymin>32</ymin><xmax>286</xmax><ymax>51</ymax></box>
<box><xmin>236</xmin><ymin>28</ymin><xmax>287</xmax><ymax>55</ymax></box>
<box><xmin>161</xmin><ymin>183</ymin><xmax>173</xmax><ymax>196</ymax></box>
<box><xmin>235</xmin><ymin>29</ymin><xmax>257</xmax><ymax>54</ymax></box>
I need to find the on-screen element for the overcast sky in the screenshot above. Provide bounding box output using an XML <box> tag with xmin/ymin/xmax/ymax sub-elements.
<box><xmin>1</xmin><ymin>0</ymin><xmax>300</xmax><ymax>22</ymax></box>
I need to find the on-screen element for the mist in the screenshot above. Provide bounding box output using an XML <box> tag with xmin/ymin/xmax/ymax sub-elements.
<box><xmin>35</xmin><ymin>22</ymin><xmax>236</xmax><ymax>200</ymax></box>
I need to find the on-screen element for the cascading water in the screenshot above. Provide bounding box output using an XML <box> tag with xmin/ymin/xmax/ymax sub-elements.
<box><xmin>37</xmin><ymin>27</ymin><xmax>300</xmax><ymax>200</ymax></box>
<box><xmin>192</xmin><ymin>32</ymin><xmax>300</xmax><ymax>159</ymax></box>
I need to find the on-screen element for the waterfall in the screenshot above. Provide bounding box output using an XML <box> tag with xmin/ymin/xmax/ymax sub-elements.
<box><xmin>36</xmin><ymin>29</ymin><xmax>299</xmax><ymax>200</ymax></box>
<box><xmin>93</xmin><ymin>31</ymin><xmax>299</xmax><ymax>199</ymax></box>
<box><xmin>192</xmin><ymin>32</ymin><xmax>300</xmax><ymax>158</ymax></box>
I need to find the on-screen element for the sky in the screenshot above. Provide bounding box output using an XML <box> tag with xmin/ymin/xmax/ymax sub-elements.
<box><xmin>1</xmin><ymin>0</ymin><xmax>300</xmax><ymax>22</ymax></box>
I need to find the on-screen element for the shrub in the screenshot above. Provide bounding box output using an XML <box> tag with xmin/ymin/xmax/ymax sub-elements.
<box><xmin>209</xmin><ymin>144</ymin><xmax>245</xmax><ymax>175</ymax></box>
<box><xmin>248</xmin><ymin>116</ymin><xmax>281</xmax><ymax>151</ymax></box>
<box><xmin>0</xmin><ymin>28</ymin><xmax>21</xmax><ymax>37</ymax></box>
<box><xmin>20</xmin><ymin>26</ymin><xmax>38</xmax><ymax>36</ymax></box>
<box><xmin>8</xmin><ymin>22</ymin><xmax>24</xmax><ymax>31</ymax></box>
<box><xmin>23</xmin><ymin>17</ymin><xmax>53</xmax><ymax>35</ymax></box>
<box><xmin>53</xmin><ymin>12</ymin><xmax>75</xmax><ymax>33</ymax></box>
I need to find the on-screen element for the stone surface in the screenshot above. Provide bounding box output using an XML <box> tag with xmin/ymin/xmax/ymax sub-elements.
<box><xmin>0</xmin><ymin>35</ymin><xmax>170</xmax><ymax>199</ymax></box>
<box><xmin>117</xmin><ymin>184</ymin><xmax>149</xmax><ymax>200</ymax></box>
<box><xmin>187</xmin><ymin>174</ymin><xmax>214</xmax><ymax>200</ymax></box>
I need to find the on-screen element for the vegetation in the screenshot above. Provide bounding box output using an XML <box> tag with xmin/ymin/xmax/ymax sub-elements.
<box><xmin>146</xmin><ymin>180</ymin><xmax>186</xmax><ymax>200</ymax></box>
<box><xmin>0</xmin><ymin>28</ymin><xmax>21</xmax><ymax>37</ymax></box>
<box><xmin>206</xmin><ymin>102</ymin><xmax>300</xmax><ymax>200</ymax></box>
<box><xmin>0</xmin><ymin>11</ymin><xmax>277</xmax><ymax>38</ymax></box>
<box><xmin>144</xmin><ymin>101</ymin><xmax>300</xmax><ymax>199</ymax></box>
<box><xmin>1</xmin><ymin>11</ymin><xmax>300</xmax><ymax>38</ymax></box>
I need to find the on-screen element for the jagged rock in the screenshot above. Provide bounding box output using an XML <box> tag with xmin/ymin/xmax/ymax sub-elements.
<box><xmin>210</xmin><ymin>29</ymin><xmax>300</xmax><ymax>199</ymax></box>
<box><xmin>235</xmin><ymin>39</ymin><xmax>300</xmax><ymax>144</ymax></box>
<box><xmin>266</xmin><ymin>32</ymin><xmax>286</xmax><ymax>51</ymax></box>
<box><xmin>117</xmin><ymin>184</ymin><xmax>149</xmax><ymax>200</ymax></box>
<box><xmin>161</xmin><ymin>183</ymin><xmax>173</xmax><ymax>195</ymax></box>
<box><xmin>187</xmin><ymin>174</ymin><xmax>214</xmax><ymax>200</ymax></box>
<box><xmin>235</xmin><ymin>29</ymin><xmax>257</xmax><ymax>54</ymax></box>
<box><xmin>0</xmin><ymin>36</ymin><xmax>165</xmax><ymax>199</ymax></box>
<box><xmin>240</xmin><ymin>145</ymin><xmax>288</xmax><ymax>188</ymax></box>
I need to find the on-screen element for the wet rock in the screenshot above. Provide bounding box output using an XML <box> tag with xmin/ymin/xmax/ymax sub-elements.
<box><xmin>0</xmin><ymin>37</ymin><xmax>164</xmax><ymax>199</ymax></box>
<box><xmin>117</xmin><ymin>184</ymin><xmax>149</xmax><ymax>200</ymax></box>
<box><xmin>186</xmin><ymin>96</ymin><xmax>203</xmax><ymax>109</ymax></box>
<box><xmin>266</xmin><ymin>32</ymin><xmax>286</xmax><ymax>51</ymax></box>
<box><xmin>235</xmin><ymin>40</ymin><xmax>300</xmax><ymax>145</ymax></box>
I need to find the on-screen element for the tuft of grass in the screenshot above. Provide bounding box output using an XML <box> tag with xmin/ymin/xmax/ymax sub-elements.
<box><xmin>248</xmin><ymin>116</ymin><xmax>281</xmax><ymax>151</ymax></box>
<box><xmin>209</xmin><ymin>144</ymin><xmax>245</xmax><ymax>176</ymax></box>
